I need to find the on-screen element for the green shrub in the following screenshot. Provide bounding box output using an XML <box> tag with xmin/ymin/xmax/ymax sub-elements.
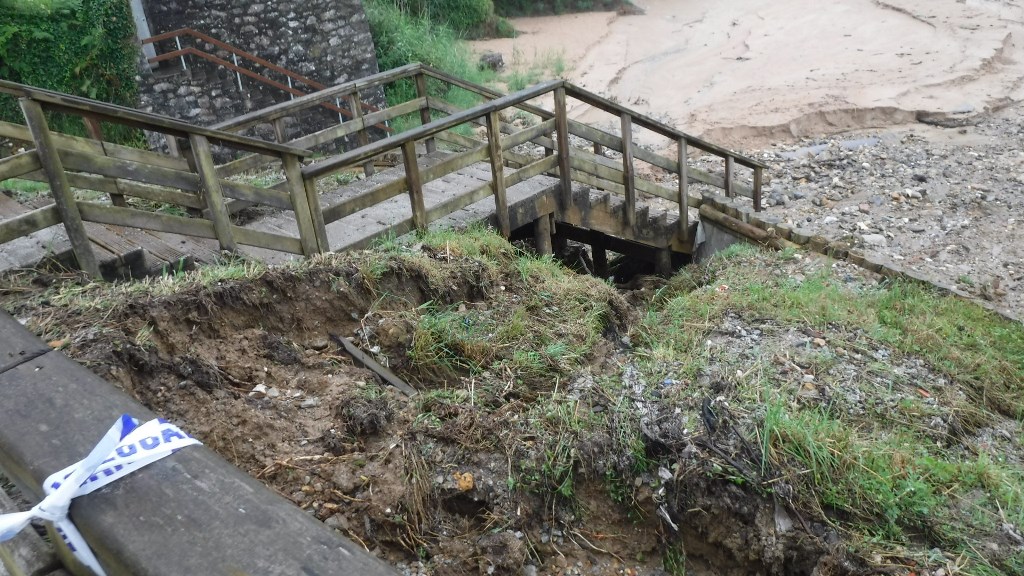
<box><xmin>365</xmin><ymin>0</ymin><xmax>494</xmax><ymax>110</ymax></box>
<box><xmin>0</xmin><ymin>0</ymin><xmax>140</xmax><ymax>143</ymax></box>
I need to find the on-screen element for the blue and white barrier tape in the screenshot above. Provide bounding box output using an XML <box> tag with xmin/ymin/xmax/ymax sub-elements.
<box><xmin>0</xmin><ymin>414</ymin><xmax>200</xmax><ymax>575</ymax></box>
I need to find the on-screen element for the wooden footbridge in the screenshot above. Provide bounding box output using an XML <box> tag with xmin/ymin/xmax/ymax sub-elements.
<box><xmin>0</xmin><ymin>63</ymin><xmax>765</xmax><ymax>279</ymax></box>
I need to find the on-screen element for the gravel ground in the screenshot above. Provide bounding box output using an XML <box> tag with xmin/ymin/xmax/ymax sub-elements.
<box><xmin>747</xmin><ymin>104</ymin><xmax>1024</xmax><ymax>319</ymax></box>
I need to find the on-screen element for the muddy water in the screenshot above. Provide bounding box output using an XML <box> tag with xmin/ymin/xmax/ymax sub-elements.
<box><xmin>472</xmin><ymin>0</ymin><xmax>1024</xmax><ymax>148</ymax></box>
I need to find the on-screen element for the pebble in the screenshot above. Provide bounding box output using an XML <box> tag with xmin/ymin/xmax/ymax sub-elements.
<box><xmin>862</xmin><ymin>233</ymin><xmax>887</xmax><ymax>246</ymax></box>
<box><xmin>249</xmin><ymin>383</ymin><xmax>268</xmax><ymax>398</ymax></box>
<box><xmin>300</xmin><ymin>397</ymin><xmax>320</xmax><ymax>409</ymax></box>
<box><xmin>266</xmin><ymin>387</ymin><xmax>281</xmax><ymax>399</ymax></box>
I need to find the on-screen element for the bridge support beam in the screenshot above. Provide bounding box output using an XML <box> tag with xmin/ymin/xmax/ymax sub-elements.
<box><xmin>534</xmin><ymin>214</ymin><xmax>552</xmax><ymax>256</ymax></box>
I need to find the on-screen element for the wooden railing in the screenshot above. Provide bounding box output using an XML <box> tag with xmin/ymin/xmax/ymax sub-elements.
<box><xmin>0</xmin><ymin>80</ymin><xmax>325</xmax><ymax>279</ymax></box>
<box><xmin>141</xmin><ymin>28</ymin><xmax>390</xmax><ymax>132</ymax></box>
<box><xmin>0</xmin><ymin>63</ymin><xmax>766</xmax><ymax>278</ymax></box>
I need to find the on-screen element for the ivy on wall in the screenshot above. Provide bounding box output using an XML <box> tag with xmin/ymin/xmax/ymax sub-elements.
<box><xmin>0</xmin><ymin>0</ymin><xmax>140</xmax><ymax>142</ymax></box>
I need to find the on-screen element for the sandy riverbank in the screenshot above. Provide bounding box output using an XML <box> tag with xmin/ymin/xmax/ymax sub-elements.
<box><xmin>473</xmin><ymin>0</ymin><xmax>1024</xmax><ymax>148</ymax></box>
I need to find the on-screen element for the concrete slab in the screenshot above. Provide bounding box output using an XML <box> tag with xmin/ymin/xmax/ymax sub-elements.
<box><xmin>0</xmin><ymin>312</ymin><xmax>49</xmax><ymax>374</ymax></box>
<box><xmin>0</xmin><ymin>349</ymin><xmax>397</xmax><ymax>575</ymax></box>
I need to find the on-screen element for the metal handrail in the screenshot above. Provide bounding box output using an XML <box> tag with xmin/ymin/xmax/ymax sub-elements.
<box><xmin>141</xmin><ymin>28</ymin><xmax>389</xmax><ymax>131</ymax></box>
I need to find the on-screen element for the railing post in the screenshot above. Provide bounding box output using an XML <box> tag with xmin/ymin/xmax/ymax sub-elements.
<box><xmin>402</xmin><ymin>140</ymin><xmax>427</xmax><ymax>232</ymax></box>
<box><xmin>678</xmin><ymin>138</ymin><xmax>689</xmax><ymax>236</ymax></box>
<box><xmin>19</xmin><ymin>98</ymin><xmax>101</xmax><ymax>279</ymax></box>
<box><xmin>303</xmin><ymin>177</ymin><xmax>329</xmax><ymax>251</ymax></box>
<box><xmin>753</xmin><ymin>166</ymin><xmax>763</xmax><ymax>212</ymax></box>
<box><xmin>620</xmin><ymin>112</ymin><xmax>636</xmax><ymax>228</ymax></box>
<box><xmin>534</xmin><ymin>213</ymin><xmax>552</xmax><ymax>256</ymax></box>
<box><xmin>347</xmin><ymin>91</ymin><xmax>375</xmax><ymax>177</ymax></box>
<box><xmin>272</xmin><ymin>118</ymin><xmax>288</xmax><ymax>143</ymax></box>
<box><xmin>486</xmin><ymin>111</ymin><xmax>510</xmax><ymax>237</ymax></box>
<box><xmin>414</xmin><ymin>73</ymin><xmax>436</xmax><ymax>154</ymax></box>
<box><xmin>82</xmin><ymin>118</ymin><xmax>128</xmax><ymax>208</ymax></box>
<box><xmin>553</xmin><ymin>86</ymin><xmax>572</xmax><ymax>212</ymax></box>
<box><xmin>281</xmin><ymin>153</ymin><xmax>322</xmax><ymax>256</ymax></box>
<box><xmin>724</xmin><ymin>156</ymin><xmax>734</xmax><ymax>198</ymax></box>
<box><xmin>188</xmin><ymin>134</ymin><xmax>237</xmax><ymax>253</ymax></box>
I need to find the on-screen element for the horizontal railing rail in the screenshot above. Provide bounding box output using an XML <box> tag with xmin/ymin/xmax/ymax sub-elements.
<box><xmin>0</xmin><ymin>79</ymin><xmax>326</xmax><ymax>278</ymax></box>
<box><xmin>0</xmin><ymin>61</ymin><xmax>768</xmax><ymax>276</ymax></box>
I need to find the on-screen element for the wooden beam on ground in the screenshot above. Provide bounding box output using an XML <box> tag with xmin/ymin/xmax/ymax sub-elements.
<box><xmin>698</xmin><ymin>204</ymin><xmax>798</xmax><ymax>251</ymax></box>
<box><xmin>330</xmin><ymin>334</ymin><xmax>417</xmax><ymax>396</ymax></box>
<box><xmin>486</xmin><ymin>111</ymin><xmax>510</xmax><ymax>237</ymax></box>
<box><xmin>18</xmin><ymin>98</ymin><xmax>101</xmax><ymax>278</ymax></box>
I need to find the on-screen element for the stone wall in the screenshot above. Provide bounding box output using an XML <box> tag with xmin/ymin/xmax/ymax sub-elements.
<box><xmin>136</xmin><ymin>0</ymin><xmax>381</xmax><ymax>150</ymax></box>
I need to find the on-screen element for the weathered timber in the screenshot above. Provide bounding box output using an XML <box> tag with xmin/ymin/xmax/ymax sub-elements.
<box><xmin>232</xmin><ymin>225</ymin><xmax>303</xmax><ymax>255</ymax></box>
<box><xmin>505</xmin><ymin>155</ymin><xmax>559</xmax><ymax>188</ymax></box>
<box><xmin>724</xmin><ymin>156</ymin><xmax>734</xmax><ymax>198</ymax></box>
<box><xmin>402</xmin><ymin>141</ymin><xmax>427</xmax><ymax>231</ymax></box>
<box><xmin>18</xmin><ymin>99</ymin><xmax>101</xmax><ymax>278</ymax></box>
<box><xmin>698</xmin><ymin>204</ymin><xmax>797</xmax><ymax>251</ymax></box>
<box><xmin>212</xmin><ymin>63</ymin><xmax>420</xmax><ymax>132</ymax></box>
<box><xmin>331</xmin><ymin>334</ymin><xmax>418</xmax><ymax>396</ymax></box>
<box><xmin>554</xmin><ymin>87</ymin><xmax>572</xmax><ymax>210</ymax></box>
<box><xmin>59</xmin><ymin>148</ymin><xmax>200</xmax><ymax>192</ymax></box>
<box><xmin>0</xmin><ymin>81</ymin><xmax>309</xmax><ymax>158</ymax></box>
<box><xmin>534</xmin><ymin>214</ymin><xmax>553</xmax><ymax>256</ymax></box>
<box><xmin>0</xmin><ymin>205</ymin><xmax>61</xmax><ymax>244</ymax></box>
<box><xmin>219</xmin><ymin>179</ymin><xmax>293</xmax><ymax>210</ymax></box>
<box><xmin>620</xmin><ymin>113</ymin><xmax>637</xmax><ymax>227</ymax></box>
<box><xmin>322</xmin><ymin>177</ymin><xmax>409</xmax><ymax>225</ymax></box>
<box><xmin>501</xmin><ymin>119</ymin><xmax>557</xmax><ymax>150</ymax></box>
<box><xmin>0</xmin><ymin>150</ymin><xmax>41</xmax><ymax>181</ymax></box>
<box><xmin>281</xmin><ymin>153</ymin><xmax>321</xmax><ymax>255</ymax></box>
<box><xmin>415</xmin><ymin>74</ymin><xmax>437</xmax><ymax>154</ymax></box>
<box><xmin>189</xmin><ymin>135</ymin><xmax>236</xmax><ymax>252</ymax></box>
<box><xmin>304</xmin><ymin>81</ymin><xmax>560</xmax><ymax>180</ymax></box>
<box><xmin>486</xmin><ymin>111</ymin><xmax>510</xmax><ymax>237</ymax></box>
<box><xmin>679</xmin><ymin>138</ymin><xmax>689</xmax><ymax>235</ymax></box>
<box><xmin>82</xmin><ymin>118</ymin><xmax>128</xmax><ymax>208</ymax></box>
<box><xmin>753</xmin><ymin>167</ymin><xmax>763</xmax><ymax>211</ymax></box>
<box><xmin>77</xmin><ymin>202</ymin><xmax>217</xmax><ymax>240</ymax></box>
<box><xmin>348</xmin><ymin>92</ymin><xmax>375</xmax><ymax>176</ymax></box>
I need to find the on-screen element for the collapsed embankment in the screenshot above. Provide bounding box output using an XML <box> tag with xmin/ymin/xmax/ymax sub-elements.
<box><xmin>2</xmin><ymin>229</ymin><xmax>1022</xmax><ymax>575</ymax></box>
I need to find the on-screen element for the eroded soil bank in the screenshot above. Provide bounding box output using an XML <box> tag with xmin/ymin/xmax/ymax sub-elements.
<box><xmin>3</xmin><ymin>231</ymin><xmax>1021</xmax><ymax>575</ymax></box>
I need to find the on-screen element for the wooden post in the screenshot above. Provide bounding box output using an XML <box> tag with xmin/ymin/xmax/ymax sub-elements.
<box><xmin>188</xmin><ymin>134</ymin><xmax>237</xmax><ymax>252</ymax></box>
<box><xmin>282</xmin><ymin>153</ymin><xmax>321</xmax><ymax>256</ymax></box>
<box><xmin>402</xmin><ymin>140</ymin><xmax>427</xmax><ymax>232</ymax></box>
<box><xmin>593</xmin><ymin>143</ymin><xmax>604</xmax><ymax>157</ymax></box>
<box><xmin>83</xmin><ymin>118</ymin><xmax>127</xmax><ymax>208</ymax></box>
<box><xmin>303</xmin><ymin>177</ymin><xmax>329</xmax><ymax>251</ymax></box>
<box><xmin>620</xmin><ymin>112</ymin><xmax>636</xmax><ymax>228</ymax></box>
<box><xmin>414</xmin><ymin>73</ymin><xmax>436</xmax><ymax>154</ymax></box>
<box><xmin>272</xmin><ymin>118</ymin><xmax>288</xmax><ymax>143</ymax></box>
<box><xmin>19</xmin><ymin>98</ymin><xmax>101</xmax><ymax>278</ymax></box>
<box><xmin>724</xmin><ymin>156</ymin><xmax>734</xmax><ymax>198</ymax></box>
<box><xmin>486</xmin><ymin>111</ymin><xmax>510</xmax><ymax>237</ymax></box>
<box><xmin>534</xmin><ymin>213</ymin><xmax>552</xmax><ymax>256</ymax></box>
<box><xmin>590</xmin><ymin>230</ymin><xmax>608</xmax><ymax>277</ymax></box>
<box><xmin>347</xmin><ymin>92</ymin><xmax>375</xmax><ymax>177</ymax></box>
<box><xmin>753</xmin><ymin>166</ymin><xmax>763</xmax><ymax>212</ymax></box>
<box><xmin>678</xmin><ymin>138</ymin><xmax>689</xmax><ymax>236</ymax></box>
<box><xmin>553</xmin><ymin>86</ymin><xmax>572</xmax><ymax>212</ymax></box>
<box><xmin>654</xmin><ymin>248</ymin><xmax>673</xmax><ymax>277</ymax></box>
